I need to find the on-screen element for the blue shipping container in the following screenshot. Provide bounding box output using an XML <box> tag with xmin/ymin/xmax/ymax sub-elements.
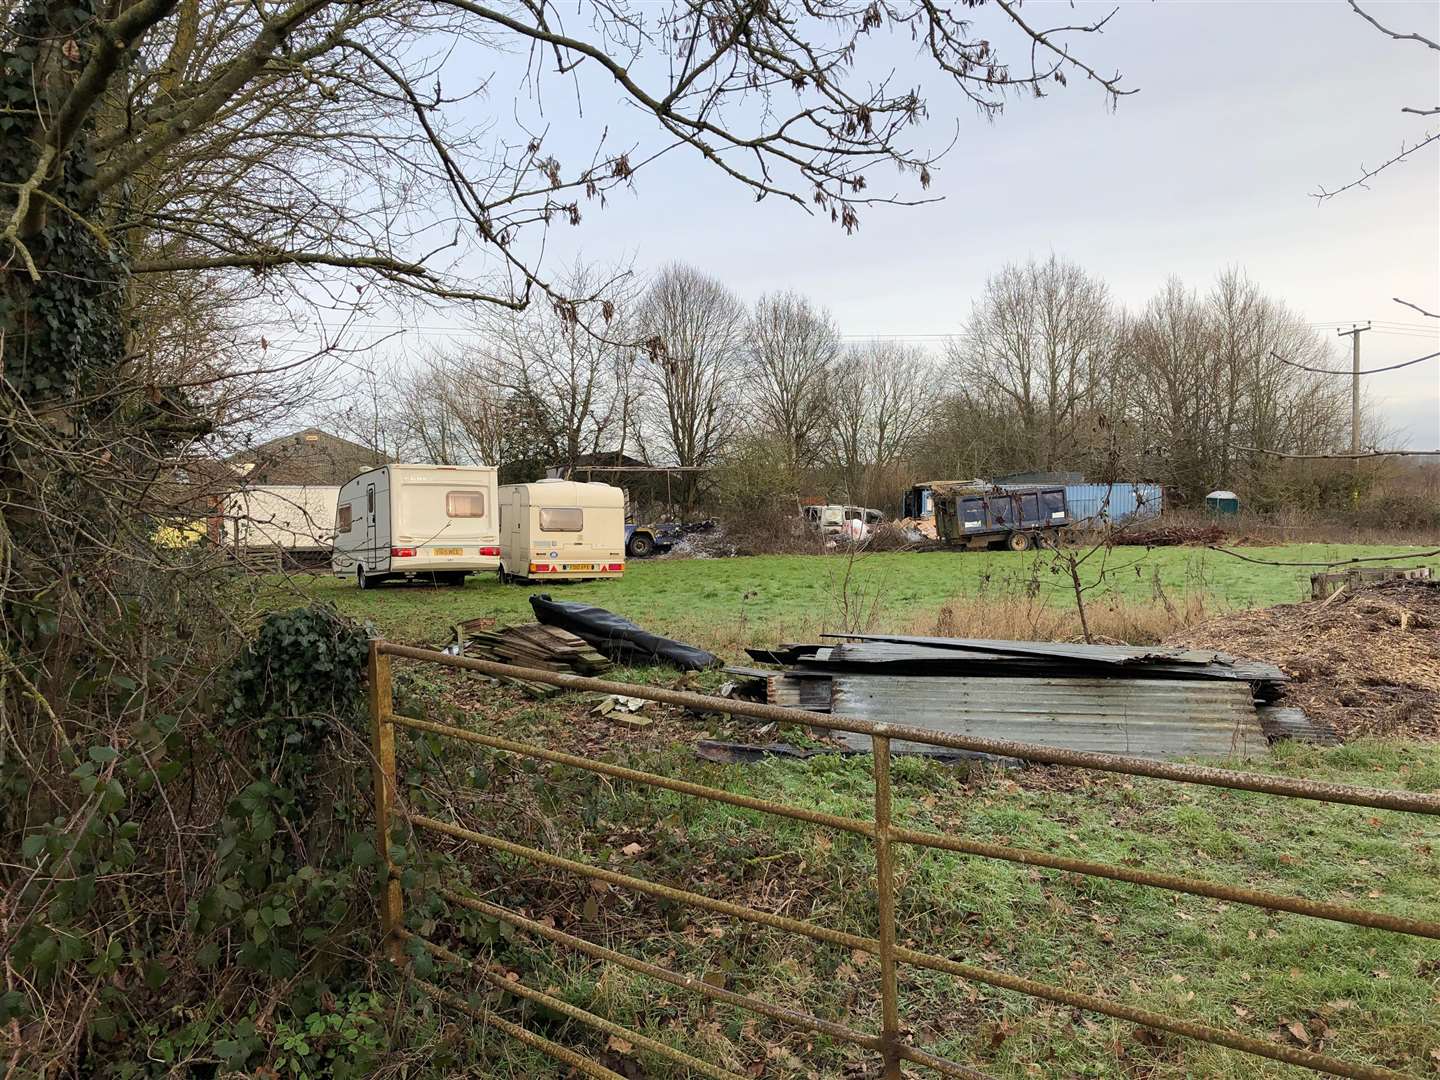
<box><xmin>1063</xmin><ymin>483</ymin><xmax>1163</xmax><ymax>524</ymax></box>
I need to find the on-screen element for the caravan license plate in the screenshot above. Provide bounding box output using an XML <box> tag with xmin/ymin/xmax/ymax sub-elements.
<box><xmin>433</xmin><ymin>547</ymin><xmax>464</xmax><ymax>556</ymax></box>
<box><xmin>565</xmin><ymin>563</ymin><xmax>594</xmax><ymax>571</ymax></box>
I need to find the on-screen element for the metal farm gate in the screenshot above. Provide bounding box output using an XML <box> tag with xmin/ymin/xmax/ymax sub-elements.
<box><xmin>367</xmin><ymin>640</ymin><xmax>1440</xmax><ymax>1079</ymax></box>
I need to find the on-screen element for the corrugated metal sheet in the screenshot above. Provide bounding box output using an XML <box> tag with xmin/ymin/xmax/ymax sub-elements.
<box><xmin>829</xmin><ymin>675</ymin><xmax>1266</xmax><ymax>761</ymax></box>
<box><xmin>1063</xmin><ymin>482</ymin><xmax>1163</xmax><ymax>524</ymax></box>
<box><xmin>815</xmin><ymin>638</ymin><xmax>1287</xmax><ymax>683</ymax></box>
<box><xmin>825</xmin><ymin>634</ymin><xmax>1228</xmax><ymax>667</ymax></box>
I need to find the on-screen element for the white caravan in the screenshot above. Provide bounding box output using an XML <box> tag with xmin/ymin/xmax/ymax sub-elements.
<box><xmin>223</xmin><ymin>485</ymin><xmax>339</xmax><ymax>553</ymax></box>
<box><xmin>332</xmin><ymin>464</ymin><xmax>499</xmax><ymax>588</ymax></box>
<box><xmin>496</xmin><ymin>479</ymin><xmax>625</xmax><ymax>583</ymax></box>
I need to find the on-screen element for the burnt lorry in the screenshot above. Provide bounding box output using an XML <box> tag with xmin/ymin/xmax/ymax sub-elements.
<box><xmin>907</xmin><ymin>481</ymin><xmax>1071</xmax><ymax>551</ymax></box>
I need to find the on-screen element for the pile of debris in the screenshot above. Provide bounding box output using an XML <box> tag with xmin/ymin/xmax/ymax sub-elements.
<box><xmin>727</xmin><ymin>634</ymin><xmax>1323</xmax><ymax>761</ymax></box>
<box><xmin>1120</xmin><ymin>523</ymin><xmax>1231</xmax><ymax>547</ymax></box>
<box><xmin>454</xmin><ymin>617</ymin><xmax>612</xmax><ymax>698</ymax></box>
<box><xmin>1168</xmin><ymin>578</ymin><xmax>1440</xmax><ymax>741</ymax></box>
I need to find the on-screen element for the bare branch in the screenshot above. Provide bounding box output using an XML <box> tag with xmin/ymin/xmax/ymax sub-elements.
<box><xmin>1234</xmin><ymin>445</ymin><xmax>1440</xmax><ymax>460</ymax></box>
<box><xmin>1310</xmin><ymin>131</ymin><xmax>1440</xmax><ymax>201</ymax></box>
<box><xmin>1393</xmin><ymin>297</ymin><xmax>1440</xmax><ymax>320</ymax></box>
<box><xmin>1347</xmin><ymin>0</ymin><xmax>1440</xmax><ymax>52</ymax></box>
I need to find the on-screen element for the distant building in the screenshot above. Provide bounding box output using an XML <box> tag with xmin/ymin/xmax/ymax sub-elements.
<box><xmin>226</xmin><ymin>428</ymin><xmax>387</xmax><ymax>486</ymax></box>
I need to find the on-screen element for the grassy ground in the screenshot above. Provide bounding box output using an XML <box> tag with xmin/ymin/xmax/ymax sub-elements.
<box><xmin>393</xmin><ymin>673</ymin><xmax>1440</xmax><ymax>1079</ymax></box>
<box><xmin>282</xmin><ymin>542</ymin><xmax>1439</xmax><ymax>1076</ymax></box>
<box><xmin>273</xmin><ymin>543</ymin><xmax>1438</xmax><ymax>648</ymax></box>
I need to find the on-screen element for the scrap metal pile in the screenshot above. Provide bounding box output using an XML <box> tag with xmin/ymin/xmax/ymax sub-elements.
<box><xmin>727</xmin><ymin>634</ymin><xmax>1329</xmax><ymax>761</ymax></box>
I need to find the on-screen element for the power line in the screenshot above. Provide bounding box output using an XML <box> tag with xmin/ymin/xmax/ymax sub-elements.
<box><xmin>1269</xmin><ymin>347</ymin><xmax>1439</xmax><ymax>375</ymax></box>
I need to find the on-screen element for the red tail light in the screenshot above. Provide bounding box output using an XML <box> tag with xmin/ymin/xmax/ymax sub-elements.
<box><xmin>390</xmin><ymin>547</ymin><xmax>416</xmax><ymax>558</ymax></box>
<box><xmin>479</xmin><ymin>546</ymin><xmax>500</xmax><ymax>557</ymax></box>
<box><xmin>528</xmin><ymin>562</ymin><xmax>552</xmax><ymax>573</ymax></box>
<box><xmin>605</xmin><ymin>563</ymin><xmax>624</xmax><ymax>572</ymax></box>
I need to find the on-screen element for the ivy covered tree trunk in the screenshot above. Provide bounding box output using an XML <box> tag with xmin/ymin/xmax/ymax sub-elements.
<box><xmin>2</xmin><ymin>0</ymin><xmax>131</xmax><ymax>400</ymax></box>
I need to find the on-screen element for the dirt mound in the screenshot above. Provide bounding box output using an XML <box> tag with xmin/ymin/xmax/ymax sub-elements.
<box><xmin>1167</xmin><ymin>579</ymin><xmax>1440</xmax><ymax>741</ymax></box>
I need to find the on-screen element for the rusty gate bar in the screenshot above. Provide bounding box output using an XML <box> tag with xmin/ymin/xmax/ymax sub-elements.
<box><xmin>401</xmin><ymin>809</ymin><xmax>1414</xmax><ymax>1080</ymax></box>
<box><xmin>871</xmin><ymin>736</ymin><xmax>903</xmax><ymax>1080</ymax></box>
<box><xmin>436</xmin><ymin>889</ymin><xmax>889</xmax><ymax>1052</ymax></box>
<box><xmin>370</xmin><ymin>640</ymin><xmax>1436</xmax><ymax>1079</ymax></box>
<box><xmin>390</xmin><ymin>713</ymin><xmax>874</xmax><ymax>837</ymax></box>
<box><xmin>387</xmin><ymin>712</ymin><xmax>1440</xmax><ymax>939</ymax></box>
<box><xmin>414</xmin><ymin>979</ymin><xmax>629</xmax><ymax>1080</ymax></box>
<box><xmin>375</xmin><ymin>642</ymin><xmax>1440</xmax><ymax>815</ymax></box>
<box><xmin>401</xmin><ymin>931</ymin><xmax>748</xmax><ymax>1080</ymax></box>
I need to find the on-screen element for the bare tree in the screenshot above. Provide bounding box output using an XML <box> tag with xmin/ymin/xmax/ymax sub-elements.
<box><xmin>476</xmin><ymin>260</ymin><xmax>643</xmax><ymax>473</ymax></box>
<box><xmin>948</xmin><ymin>256</ymin><xmax>1115</xmax><ymax>473</ymax></box>
<box><xmin>637</xmin><ymin>264</ymin><xmax>748</xmax><ymax>506</ymax></box>
<box><xmin>1121</xmin><ymin>272</ymin><xmax>1352</xmax><ymax>502</ymax></box>
<box><xmin>747</xmin><ymin>291</ymin><xmax>841</xmax><ymax>472</ymax></box>
<box><xmin>826</xmin><ymin>341</ymin><xmax>932</xmax><ymax>505</ymax></box>
<box><xmin>0</xmin><ymin>2</ymin><xmax>1132</xmax><ymax>1070</ymax></box>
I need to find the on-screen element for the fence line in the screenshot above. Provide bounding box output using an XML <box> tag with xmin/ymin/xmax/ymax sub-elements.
<box><xmin>368</xmin><ymin>640</ymin><xmax>1434</xmax><ymax>1079</ymax></box>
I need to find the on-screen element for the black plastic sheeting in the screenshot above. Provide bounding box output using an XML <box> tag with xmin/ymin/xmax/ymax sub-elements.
<box><xmin>530</xmin><ymin>595</ymin><xmax>720</xmax><ymax>671</ymax></box>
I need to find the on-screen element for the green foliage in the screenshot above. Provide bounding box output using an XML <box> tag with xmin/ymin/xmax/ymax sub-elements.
<box><xmin>712</xmin><ymin>432</ymin><xmax>804</xmax><ymax>515</ymax></box>
<box><xmin>195</xmin><ymin>605</ymin><xmax>375</xmax><ymax>979</ymax></box>
<box><xmin>269</xmin><ymin>992</ymin><xmax>387</xmax><ymax>1079</ymax></box>
<box><xmin>224</xmin><ymin>603</ymin><xmax>372</xmax><ymax>788</ymax></box>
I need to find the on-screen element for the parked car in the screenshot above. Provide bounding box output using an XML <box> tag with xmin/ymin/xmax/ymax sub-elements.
<box><xmin>332</xmin><ymin>464</ymin><xmax>499</xmax><ymax>588</ymax></box>
<box><xmin>496</xmin><ymin>479</ymin><xmax>626</xmax><ymax>582</ymax></box>
<box><xmin>802</xmin><ymin>504</ymin><xmax>884</xmax><ymax>538</ymax></box>
<box><xmin>624</xmin><ymin>522</ymin><xmax>680</xmax><ymax>558</ymax></box>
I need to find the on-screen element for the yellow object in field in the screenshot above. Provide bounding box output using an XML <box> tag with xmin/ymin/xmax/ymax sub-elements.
<box><xmin>154</xmin><ymin>520</ymin><xmax>208</xmax><ymax>548</ymax></box>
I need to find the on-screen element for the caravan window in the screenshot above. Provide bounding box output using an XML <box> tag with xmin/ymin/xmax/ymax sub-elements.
<box><xmin>446</xmin><ymin>490</ymin><xmax>486</xmax><ymax>518</ymax></box>
<box><xmin>540</xmin><ymin>507</ymin><xmax>583</xmax><ymax>532</ymax></box>
<box><xmin>337</xmin><ymin>505</ymin><xmax>353</xmax><ymax>534</ymax></box>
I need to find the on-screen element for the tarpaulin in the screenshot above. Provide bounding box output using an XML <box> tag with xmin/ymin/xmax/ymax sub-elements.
<box><xmin>530</xmin><ymin>595</ymin><xmax>720</xmax><ymax>671</ymax></box>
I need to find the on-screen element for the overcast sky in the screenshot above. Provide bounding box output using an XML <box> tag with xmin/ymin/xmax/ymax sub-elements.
<box><xmin>302</xmin><ymin>0</ymin><xmax>1440</xmax><ymax>449</ymax></box>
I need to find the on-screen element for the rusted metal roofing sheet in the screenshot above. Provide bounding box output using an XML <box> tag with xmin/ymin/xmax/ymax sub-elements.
<box><xmin>821</xmin><ymin>634</ymin><xmax>1286</xmax><ymax>683</ymax></box>
<box><xmin>829</xmin><ymin>675</ymin><xmax>1266</xmax><ymax>761</ymax></box>
<box><xmin>805</xmin><ymin>640</ymin><xmax>1287</xmax><ymax>684</ymax></box>
<box><xmin>823</xmin><ymin>633</ymin><xmax>1225</xmax><ymax>666</ymax></box>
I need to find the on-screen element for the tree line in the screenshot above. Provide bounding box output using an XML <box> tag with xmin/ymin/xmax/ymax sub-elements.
<box><xmin>332</xmin><ymin>256</ymin><xmax>1360</xmax><ymax>514</ymax></box>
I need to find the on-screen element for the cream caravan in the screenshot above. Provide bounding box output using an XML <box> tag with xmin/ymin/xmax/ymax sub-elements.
<box><xmin>497</xmin><ymin>479</ymin><xmax>625</xmax><ymax>582</ymax></box>
<box><xmin>332</xmin><ymin>465</ymin><xmax>499</xmax><ymax>588</ymax></box>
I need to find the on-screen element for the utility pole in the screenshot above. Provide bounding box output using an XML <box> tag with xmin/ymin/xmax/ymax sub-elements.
<box><xmin>1336</xmin><ymin>323</ymin><xmax>1370</xmax><ymax>455</ymax></box>
<box><xmin>1336</xmin><ymin>322</ymin><xmax>1371</xmax><ymax>497</ymax></box>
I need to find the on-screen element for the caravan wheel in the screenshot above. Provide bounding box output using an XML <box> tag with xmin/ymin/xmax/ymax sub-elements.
<box><xmin>358</xmin><ymin>566</ymin><xmax>386</xmax><ymax>589</ymax></box>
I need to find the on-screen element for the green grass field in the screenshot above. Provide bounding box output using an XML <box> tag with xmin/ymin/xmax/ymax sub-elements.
<box><xmin>393</xmin><ymin>677</ymin><xmax>1440</xmax><ymax>1079</ymax></box>
<box><xmin>263</xmin><ymin>541</ymin><xmax>1440</xmax><ymax>1077</ymax></box>
<box><xmin>276</xmin><ymin>543</ymin><xmax>1438</xmax><ymax>647</ymax></box>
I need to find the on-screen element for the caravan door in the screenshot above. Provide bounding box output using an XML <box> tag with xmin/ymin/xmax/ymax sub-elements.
<box><xmin>365</xmin><ymin>482</ymin><xmax>378</xmax><ymax>568</ymax></box>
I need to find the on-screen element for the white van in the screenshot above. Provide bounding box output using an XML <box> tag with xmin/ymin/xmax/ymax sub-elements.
<box><xmin>497</xmin><ymin>479</ymin><xmax>625</xmax><ymax>583</ymax></box>
<box><xmin>332</xmin><ymin>464</ymin><xmax>499</xmax><ymax>588</ymax></box>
